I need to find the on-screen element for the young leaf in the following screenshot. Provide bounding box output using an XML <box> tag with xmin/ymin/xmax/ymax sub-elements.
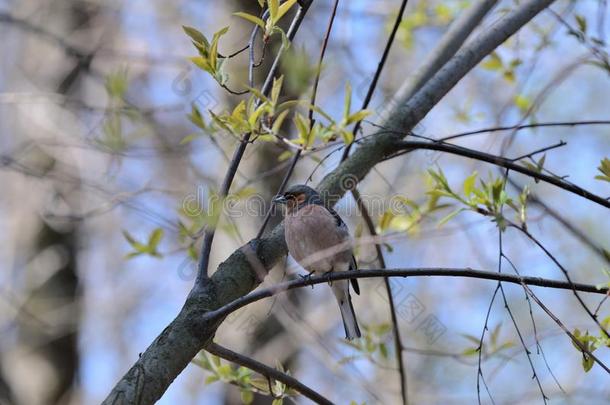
<box><xmin>240</xmin><ymin>390</ymin><xmax>254</xmax><ymax>404</ymax></box>
<box><xmin>595</xmin><ymin>157</ymin><xmax>610</xmax><ymax>182</ymax></box>
<box><xmin>481</xmin><ymin>52</ymin><xmax>503</xmax><ymax>71</ymax></box>
<box><xmin>277</xmin><ymin>0</ymin><xmax>298</xmax><ymax>21</ymax></box>
<box><xmin>438</xmin><ymin>208</ymin><xmax>466</xmax><ymax>227</ymax></box>
<box><xmin>209</xmin><ymin>26</ymin><xmax>230</xmax><ymax>72</ymax></box>
<box><xmin>233</xmin><ymin>12</ymin><xmax>266</xmax><ymax>29</ymax></box>
<box><xmin>463</xmin><ymin>171</ymin><xmax>478</xmax><ymax>197</ymax></box>
<box><xmin>268</xmin><ymin>0</ymin><xmax>279</xmax><ymax>22</ymax></box>
<box><xmin>182</xmin><ymin>26</ymin><xmax>209</xmax><ymax>47</ymax></box>
<box><xmin>148</xmin><ymin>228</ymin><xmax>164</xmax><ymax>249</ymax></box>
<box><xmin>343</xmin><ymin>82</ymin><xmax>352</xmax><ymax>120</ymax></box>
<box><xmin>345</xmin><ymin>110</ymin><xmax>372</xmax><ymax>126</ymax></box>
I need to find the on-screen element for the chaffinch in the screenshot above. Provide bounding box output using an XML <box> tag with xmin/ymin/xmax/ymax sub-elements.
<box><xmin>273</xmin><ymin>184</ymin><xmax>361</xmax><ymax>339</ymax></box>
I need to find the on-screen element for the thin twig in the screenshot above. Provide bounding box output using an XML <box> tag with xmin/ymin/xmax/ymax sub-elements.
<box><xmin>203</xmin><ymin>268</ymin><xmax>609</xmax><ymax>324</ymax></box>
<box><xmin>340</xmin><ymin>0</ymin><xmax>411</xmax><ymax>161</ymax></box>
<box><xmin>439</xmin><ymin>120</ymin><xmax>610</xmax><ymax>142</ymax></box>
<box><xmin>502</xmin><ymin>254</ymin><xmax>565</xmax><ymax>393</ymax></box>
<box><xmin>510</xmin><ymin>141</ymin><xmax>566</xmax><ymax>162</ymax></box>
<box><xmin>521</xmin><ymin>284</ymin><xmax>610</xmax><ymax>374</ymax></box>
<box><xmin>495</xmin><ymin>205</ymin><xmax>548</xmax><ymax>404</ymax></box>
<box><xmin>206</xmin><ymin>342</ymin><xmax>332</xmax><ymax>405</ymax></box>
<box><xmin>389</xmin><ymin>140</ymin><xmax>610</xmax><ymax>209</ymax></box>
<box><xmin>511</xmin><ymin>224</ymin><xmax>610</xmax><ymax>337</ymax></box>
<box><xmin>506</xmin><ymin>177</ymin><xmax>610</xmax><ymax>265</ymax></box>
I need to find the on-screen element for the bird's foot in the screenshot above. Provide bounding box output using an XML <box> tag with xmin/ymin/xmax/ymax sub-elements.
<box><xmin>323</xmin><ymin>270</ymin><xmax>334</xmax><ymax>286</ymax></box>
<box><xmin>299</xmin><ymin>272</ymin><xmax>315</xmax><ymax>289</ymax></box>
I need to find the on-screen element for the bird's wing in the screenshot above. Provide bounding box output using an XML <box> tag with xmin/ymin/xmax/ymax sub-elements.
<box><xmin>326</xmin><ymin>206</ymin><xmax>348</xmax><ymax>230</ymax></box>
<box><xmin>327</xmin><ymin>205</ymin><xmax>360</xmax><ymax>295</ymax></box>
<box><xmin>349</xmin><ymin>254</ymin><xmax>360</xmax><ymax>295</ymax></box>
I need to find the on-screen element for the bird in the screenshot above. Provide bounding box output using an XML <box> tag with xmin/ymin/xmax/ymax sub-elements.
<box><xmin>273</xmin><ymin>184</ymin><xmax>361</xmax><ymax>339</ymax></box>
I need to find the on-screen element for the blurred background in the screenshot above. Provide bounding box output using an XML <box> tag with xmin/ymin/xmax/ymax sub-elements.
<box><xmin>1</xmin><ymin>0</ymin><xmax>609</xmax><ymax>404</ymax></box>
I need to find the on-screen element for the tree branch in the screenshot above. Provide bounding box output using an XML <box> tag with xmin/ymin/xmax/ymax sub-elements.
<box><xmin>391</xmin><ymin>140</ymin><xmax>610</xmax><ymax>209</ymax></box>
<box><xmin>206</xmin><ymin>343</ymin><xmax>333</xmax><ymax>405</ymax></box>
<box><xmin>439</xmin><ymin>120</ymin><xmax>610</xmax><ymax>142</ymax></box>
<box><xmin>381</xmin><ymin>0</ymin><xmax>498</xmax><ymax>121</ymax></box>
<box><xmin>203</xmin><ymin>268</ymin><xmax>608</xmax><ymax>324</ymax></box>
<box><xmin>507</xmin><ymin>178</ymin><xmax>610</xmax><ymax>265</ymax></box>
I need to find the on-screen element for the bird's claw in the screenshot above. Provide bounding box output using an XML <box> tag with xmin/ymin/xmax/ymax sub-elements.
<box><xmin>323</xmin><ymin>270</ymin><xmax>333</xmax><ymax>286</ymax></box>
<box><xmin>299</xmin><ymin>272</ymin><xmax>315</xmax><ymax>289</ymax></box>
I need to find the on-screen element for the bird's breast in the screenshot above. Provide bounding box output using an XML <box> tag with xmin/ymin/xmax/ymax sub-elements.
<box><xmin>284</xmin><ymin>204</ymin><xmax>351</xmax><ymax>273</ymax></box>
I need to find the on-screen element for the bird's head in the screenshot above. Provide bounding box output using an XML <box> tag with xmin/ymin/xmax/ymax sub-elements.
<box><xmin>272</xmin><ymin>184</ymin><xmax>321</xmax><ymax>213</ymax></box>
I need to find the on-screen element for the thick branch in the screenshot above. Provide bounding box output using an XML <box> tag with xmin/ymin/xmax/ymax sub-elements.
<box><xmin>382</xmin><ymin>0</ymin><xmax>498</xmax><ymax>119</ymax></box>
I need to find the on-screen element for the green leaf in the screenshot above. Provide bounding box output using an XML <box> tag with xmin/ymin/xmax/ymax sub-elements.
<box><xmin>148</xmin><ymin>228</ymin><xmax>164</xmax><ymax>249</ymax></box>
<box><xmin>250</xmin><ymin>378</ymin><xmax>271</xmax><ymax>392</ymax></box>
<box><xmin>379</xmin><ymin>342</ymin><xmax>389</xmax><ymax>359</ymax></box>
<box><xmin>105</xmin><ymin>69</ymin><xmax>129</xmax><ymax>99</ymax></box>
<box><xmin>189</xmin><ymin>56</ymin><xmax>212</xmax><ymax>72</ymax></box>
<box><xmin>438</xmin><ymin>208</ymin><xmax>466</xmax><ymax>227</ymax></box>
<box><xmin>595</xmin><ymin>157</ymin><xmax>610</xmax><ymax>182</ymax></box>
<box><xmin>463</xmin><ymin>171</ymin><xmax>478</xmax><ymax>197</ymax></box>
<box><xmin>122</xmin><ymin>230</ymin><xmax>137</xmax><ymax>245</ymax></box>
<box><xmin>205</xmin><ymin>375</ymin><xmax>220</xmax><ymax>384</ymax></box>
<box><xmin>582</xmin><ymin>354</ymin><xmax>594</xmax><ymax>372</ymax></box>
<box><xmin>537</xmin><ymin>153</ymin><xmax>546</xmax><ymax>172</ymax></box>
<box><xmin>514</xmin><ymin>94</ymin><xmax>531</xmax><ymax>112</ymax></box>
<box><xmin>462</xmin><ymin>347</ymin><xmax>480</xmax><ymax>356</ymax></box>
<box><xmin>575</xmin><ymin>14</ymin><xmax>587</xmax><ymax>33</ymax></box>
<box><xmin>343</xmin><ymin>82</ymin><xmax>352</xmax><ymax>120</ymax></box>
<box><xmin>277</xmin><ymin>150</ymin><xmax>293</xmax><ymax>161</ymax></box>
<box><xmin>217</xmin><ymin>364</ymin><xmax>232</xmax><ymax>378</ymax></box>
<box><xmin>240</xmin><ymin>389</ymin><xmax>254</xmax><ymax>404</ymax></box>
<box><xmin>180</xmin><ymin>133</ymin><xmax>198</xmax><ymax>145</ymax></box>
<box><xmin>270</xmin><ymin>75</ymin><xmax>284</xmax><ymax>107</ymax></box>
<box><xmin>277</xmin><ymin>0</ymin><xmax>297</xmax><ymax>21</ymax></box>
<box><xmin>182</xmin><ymin>26</ymin><xmax>209</xmax><ymax>47</ymax></box>
<box><xmin>345</xmin><ymin>110</ymin><xmax>372</xmax><ymax>126</ymax></box>
<box><xmin>209</xmin><ymin>26</ymin><xmax>229</xmax><ymax>72</ymax></box>
<box><xmin>268</xmin><ymin>0</ymin><xmax>279</xmax><ymax>22</ymax></box>
<box><xmin>234</xmin><ymin>12</ymin><xmax>266</xmax><ymax>29</ymax></box>
<box><xmin>122</xmin><ymin>230</ymin><xmax>151</xmax><ymax>258</ymax></box>
<box><xmin>271</xmin><ymin>109</ymin><xmax>290</xmax><ymax>134</ymax></box>
<box><xmin>340</xmin><ymin>129</ymin><xmax>354</xmax><ymax>145</ymax></box>
<box><xmin>490</xmin><ymin>323</ymin><xmax>501</xmax><ymax>346</ymax></box>
<box><xmin>481</xmin><ymin>52</ymin><xmax>503</xmax><ymax>71</ymax></box>
<box><xmin>495</xmin><ymin>341</ymin><xmax>516</xmax><ymax>352</ymax></box>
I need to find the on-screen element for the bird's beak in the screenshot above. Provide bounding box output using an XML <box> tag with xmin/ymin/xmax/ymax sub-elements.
<box><xmin>272</xmin><ymin>194</ymin><xmax>288</xmax><ymax>205</ymax></box>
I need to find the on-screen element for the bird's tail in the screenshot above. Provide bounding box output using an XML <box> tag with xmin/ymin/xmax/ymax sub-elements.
<box><xmin>337</xmin><ymin>291</ymin><xmax>361</xmax><ymax>340</ymax></box>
